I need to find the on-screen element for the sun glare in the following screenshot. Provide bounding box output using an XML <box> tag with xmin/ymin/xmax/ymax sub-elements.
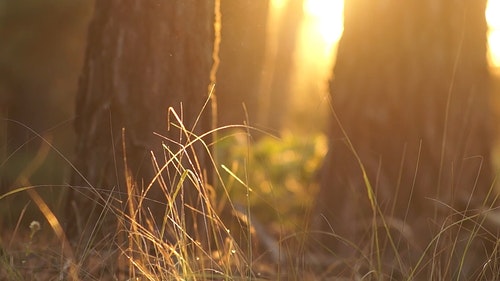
<box><xmin>301</xmin><ymin>0</ymin><xmax>500</xmax><ymax>70</ymax></box>
<box><xmin>304</xmin><ymin>0</ymin><xmax>344</xmax><ymax>47</ymax></box>
<box><xmin>286</xmin><ymin>0</ymin><xmax>500</xmax><ymax>130</ymax></box>
<box><xmin>271</xmin><ymin>0</ymin><xmax>287</xmax><ymax>10</ymax></box>
<box><xmin>285</xmin><ymin>0</ymin><xmax>345</xmax><ymax>129</ymax></box>
<box><xmin>487</xmin><ymin>0</ymin><xmax>500</xmax><ymax>69</ymax></box>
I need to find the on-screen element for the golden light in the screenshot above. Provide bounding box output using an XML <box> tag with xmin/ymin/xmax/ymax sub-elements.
<box><xmin>487</xmin><ymin>0</ymin><xmax>500</xmax><ymax>69</ymax></box>
<box><xmin>284</xmin><ymin>0</ymin><xmax>344</xmax><ymax>130</ymax></box>
<box><xmin>292</xmin><ymin>0</ymin><xmax>344</xmax><ymax>83</ymax></box>
<box><xmin>487</xmin><ymin>0</ymin><xmax>500</xmax><ymax>29</ymax></box>
<box><xmin>271</xmin><ymin>0</ymin><xmax>287</xmax><ymax>10</ymax></box>
<box><xmin>303</xmin><ymin>0</ymin><xmax>344</xmax><ymax>47</ymax></box>
<box><xmin>300</xmin><ymin>0</ymin><xmax>500</xmax><ymax>70</ymax></box>
<box><xmin>286</xmin><ymin>0</ymin><xmax>500</xmax><ymax>129</ymax></box>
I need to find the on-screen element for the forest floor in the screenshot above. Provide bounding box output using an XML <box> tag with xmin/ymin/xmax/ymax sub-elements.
<box><xmin>2</xmin><ymin>132</ymin><xmax>500</xmax><ymax>280</ymax></box>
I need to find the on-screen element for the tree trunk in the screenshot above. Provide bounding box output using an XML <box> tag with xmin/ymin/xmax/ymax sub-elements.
<box><xmin>312</xmin><ymin>0</ymin><xmax>495</xmax><ymax>278</ymax></box>
<box><xmin>66</xmin><ymin>1</ymin><xmax>215</xmax><ymax>246</ymax></box>
<box><xmin>216</xmin><ymin>0</ymin><xmax>269</xmax><ymax>127</ymax></box>
<box><xmin>258</xmin><ymin>0</ymin><xmax>303</xmax><ymax>131</ymax></box>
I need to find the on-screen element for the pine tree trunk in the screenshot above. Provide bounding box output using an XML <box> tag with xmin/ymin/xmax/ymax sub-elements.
<box><xmin>66</xmin><ymin>1</ymin><xmax>215</xmax><ymax>245</ymax></box>
<box><xmin>216</xmin><ymin>0</ymin><xmax>269</xmax><ymax>127</ymax></box>
<box><xmin>312</xmin><ymin>0</ymin><xmax>495</xmax><ymax>278</ymax></box>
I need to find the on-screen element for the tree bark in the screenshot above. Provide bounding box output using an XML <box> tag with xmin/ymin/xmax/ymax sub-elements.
<box><xmin>312</xmin><ymin>0</ymin><xmax>495</xmax><ymax>278</ymax></box>
<box><xmin>66</xmin><ymin>1</ymin><xmax>215</xmax><ymax>246</ymax></box>
<box><xmin>216</xmin><ymin>0</ymin><xmax>269</xmax><ymax>127</ymax></box>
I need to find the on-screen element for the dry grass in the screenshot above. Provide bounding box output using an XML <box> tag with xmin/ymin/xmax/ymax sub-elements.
<box><xmin>1</xmin><ymin>117</ymin><xmax>500</xmax><ymax>280</ymax></box>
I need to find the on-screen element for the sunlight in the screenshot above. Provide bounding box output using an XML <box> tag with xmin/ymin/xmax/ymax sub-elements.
<box><xmin>271</xmin><ymin>0</ymin><xmax>287</xmax><ymax>10</ymax></box>
<box><xmin>285</xmin><ymin>0</ymin><xmax>345</xmax><ymax>130</ymax></box>
<box><xmin>487</xmin><ymin>0</ymin><xmax>500</xmax><ymax>28</ymax></box>
<box><xmin>296</xmin><ymin>0</ymin><xmax>344</xmax><ymax>71</ymax></box>
<box><xmin>287</xmin><ymin>0</ymin><xmax>500</xmax><ymax>128</ymax></box>
<box><xmin>300</xmin><ymin>0</ymin><xmax>500</xmax><ymax>70</ymax></box>
<box><xmin>304</xmin><ymin>0</ymin><xmax>344</xmax><ymax>47</ymax></box>
<box><xmin>487</xmin><ymin>0</ymin><xmax>500</xmax><ymax>69</ymax></box>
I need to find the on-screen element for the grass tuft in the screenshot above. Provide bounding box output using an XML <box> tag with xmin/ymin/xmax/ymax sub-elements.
<box><xmin>1</xmin><ymin>115</ymin><xmax>500</xmax><ymax>280</ymax></box>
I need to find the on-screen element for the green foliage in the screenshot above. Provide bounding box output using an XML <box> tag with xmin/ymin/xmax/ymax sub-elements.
<box><xmin>217</xmin><ymin>130</ymin><xmax>327</xmax><ymax>229</ymax></box>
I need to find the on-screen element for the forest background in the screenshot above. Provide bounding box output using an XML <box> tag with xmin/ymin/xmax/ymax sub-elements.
<box><xmin>0</xmin><ymin>0</ymin><xmax>336</xmax><ymax>239</ymax></box>
<box><xmin>2</xmin><ymin>0</ymin><xmax>500</xmax><ymax>280</ymax></box>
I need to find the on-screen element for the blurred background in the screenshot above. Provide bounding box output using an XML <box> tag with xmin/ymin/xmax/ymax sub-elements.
<box><xmin>0</xmin><ymin>1</ymin><xmax>92</xmax><ymax>227</ymax></box>
<box><xmin>1</xmin><ymin>0</ymin><xmax>500</xmax><ymax>229</ymax></box>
